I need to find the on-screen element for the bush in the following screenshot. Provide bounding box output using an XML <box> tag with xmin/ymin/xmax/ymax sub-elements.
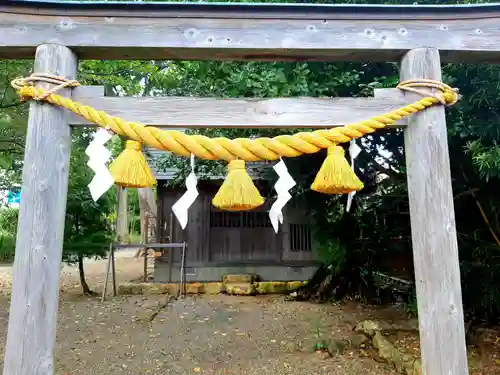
<box><xmin>0</xmin><ymin>207</ymin><xmax>19</xmax><ymax>236</ymax></box>
<box><xmin>0</xmin><ymin>230</ymin><xmax>15</xmax><ymax>262</ymax></box>
<box><xmin>0</xmin><ymin>208</ymin><xmax>18</xmax><ymax>262</ymax></box>
<box><xmin>317</xmin><ymin>238</ymin><xmax>346</xmax><ymax>275</ymax></box>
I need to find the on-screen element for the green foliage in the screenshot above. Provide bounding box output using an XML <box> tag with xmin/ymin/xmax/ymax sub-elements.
<box><xmin>0</xmin><ymin>208</ymin><xmax>18</xmax><ymax>262</ymax></box>
<box><xmin>62</xmin><ymin>129</ymin><xmax>114</xmax><ymax>263</ymax></box>
<box><xmin>466</xmin><ymin>140</ymin><xmax>500</xmax><ymax>180</ymax></box>
<box><xmin>0</xmin><ymin>60</ymin><xmax>32</xmax><ymax>190</ymax></box>
<box><xmin>0</xmin><ymin>231</ymin><xmax>15</xmax><ymax>263</ymax></box>
<box><xmin>404</xmin><ymin>293</ymin><xmax>419</xmax><ymax>319</ymax></box>
<box><xmin>317</xmin><ymin>238</ymin><xmax>346</xmax><ymax>275</ymax></box>
<box><xmin>0</xmin><ymin>207</ymin><xmax>18</xmax><ymax>236</ymax></box>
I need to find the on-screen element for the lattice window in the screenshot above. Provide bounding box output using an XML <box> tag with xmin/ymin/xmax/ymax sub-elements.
<box><xmin>289</xmin><ymin>223</ymin><xmax>312</xmax><ymax>252</ymax></box>
<box><xmin>210</xmin><ymin>211</ymin><xmax>271</xmax><ymax>228</ymax></box>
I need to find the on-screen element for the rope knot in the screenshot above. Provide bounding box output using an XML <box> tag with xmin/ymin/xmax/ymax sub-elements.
<box><xmin>228</xmin><ymin>160</ymin><xmax>245</xmax><ymax>171</ymax></box>
<box><xmin>125</xmin><ymin>140</ymin><xmax>142</xmax><ymax>151</ymax></box>
<box><xmin>11</xmin><ymin>73</ymin><xmax>80</xmax><ymax>101</ymax></box>
<box><xmin>327</xmin><ymin>145</ymin><xmax>343</xmax><ymax>156</ymax></box>
<box><xmin>397</xmin><ymin>78</ymin><xmax>459</xmax><ymax>106</ymax></box>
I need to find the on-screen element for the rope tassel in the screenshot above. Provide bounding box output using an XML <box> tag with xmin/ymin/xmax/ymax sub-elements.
<box><xmin>311</xmin><ymin>145</ymin><xmax>364</xmax><ymax>195</ymax></box>
<box><xmin>109</xmin><ymin>140</ymin><xmax>156</xmax><ymax>188</ymax></box>
<box><xmin>212</xmin><ymin>160</ymin><xmax>264</xmax><ymax>211</ymax></box>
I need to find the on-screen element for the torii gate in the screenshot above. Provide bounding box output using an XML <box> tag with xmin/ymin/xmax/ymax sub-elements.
<box><xmin>2</xmin><ymin>1</ymin><xmax>497</xmax><ymax>374</ymax></box>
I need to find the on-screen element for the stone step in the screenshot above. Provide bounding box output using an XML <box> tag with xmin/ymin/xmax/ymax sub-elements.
<box><xmin>222</xmin><ymin>274</ymin><xmax>259</xmax><ymax>284</ymax></box>
<box><xmin>223</xmin><ymin>282</ymin><xmax>256</xmax><ymax>296</ymax></box>
<box><xmin>118</xmin><ymin>281</ymin><xmax>307</xmax><ymax>296</ymax></box>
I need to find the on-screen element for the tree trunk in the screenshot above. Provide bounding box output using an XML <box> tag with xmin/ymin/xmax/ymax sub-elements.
<box><xmin>291</xmin><ymin>264</ymin><xmax>391</xmax><ymax>304</ymax></box>
<box><xmin>78</xmin><ymin>254</ymin><xmax>92</xmax><ymax>295</ymax></box>
<box><xmin>292</xmin><ymin>265</ymin><xmax>330</xmax><ymax>302</ymax></box>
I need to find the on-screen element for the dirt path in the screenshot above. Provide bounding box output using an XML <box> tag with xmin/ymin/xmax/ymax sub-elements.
<box><xmin>0</xmin><ymin>293</ymin><xmax>398</xmax><ymax>375</ymax></box>
<box><xmin>0</xmin><ymin>254</ymin><xmax>497</xmax><ymax>374</ymax></box>
<box><xmin>0</xmin><ymin>249</ymin><xmax>143</xmax><ymax>295</ymax></box>
<box><xmin>0</xmin><ymin>253</ymin><xmax>397</xmax><ymax>374</ymax></box>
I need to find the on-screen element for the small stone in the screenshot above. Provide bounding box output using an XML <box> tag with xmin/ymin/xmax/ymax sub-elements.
<box><xmin>315</xmin><ymin>350</ymin><xmax>332</xmax><ymax>360</ymax></box>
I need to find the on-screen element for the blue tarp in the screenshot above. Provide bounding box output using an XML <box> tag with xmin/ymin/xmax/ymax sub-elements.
<box><xmin>6</xmin><ymin>191</ymin><xmax>21</xmax><ymax>204</ymax></box>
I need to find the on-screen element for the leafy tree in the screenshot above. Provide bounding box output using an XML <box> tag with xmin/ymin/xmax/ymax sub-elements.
<box><xmin>0</xmin><ymin>60</ymin><xmax>32</xmax><ymax>192</ymax></box>
<box><xmin>62</xmin><ymin>129</ymin><xmax>115</xmax><ymax>294</ymax></box>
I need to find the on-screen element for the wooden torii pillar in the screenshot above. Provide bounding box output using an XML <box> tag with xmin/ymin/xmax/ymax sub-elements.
<box><xmin>3</xmin><ymin>44</ymin><xmax>77</xmax><ymax>375</ymax></box>
<box><xmin>401</xmin><ymin>48</ymin><xmax>468</xmax><ymax>375</ymax></box>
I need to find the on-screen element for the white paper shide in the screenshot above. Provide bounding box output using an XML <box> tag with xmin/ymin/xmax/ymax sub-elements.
<box><xmin>269</xmin><ymin>159</ymin><xmax>296</xmax><ymax>233</ymax></box>
<box><xmin>346</xmin><ymin>140</ymin><xmax>362</xmax><ymax>212</ymax></box>
<box><xmin>85</xmin><ymin>128</ymin><xmax>115</xmax><ymax>202</ymax></box>
<box><xmin>172</xmin><ymin>154</ymin><xmax>199</xmax><ymax>229</ymax></box>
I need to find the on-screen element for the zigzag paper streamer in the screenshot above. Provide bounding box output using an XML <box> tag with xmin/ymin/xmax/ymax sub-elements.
<box><xmin>269</xmin><ymin>159</ymin><xmax>296</xmax><ymax>233</ymax></box>
<box><xmin>85</xmin><ymin>128</ymin><xmax>114</xmax><ymax>202</ymax></box>
<box><xmin>346</xmin><ymin>140</ymin><xmax>362</xmax><ymax>212</ymax></box>
<box><xmin>172</xmin><ymin>154</ymin><xmax>199</xmax><ymax>229</ymax></box>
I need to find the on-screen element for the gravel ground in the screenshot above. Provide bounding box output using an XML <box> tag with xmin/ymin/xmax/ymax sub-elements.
<box><xmin>0</xmin><ymin>252</ymin><xmax>397</xmax><ymax>374</ymax></box>
<box><xmin>48</xmin><ymin>294</ymin><xmax>396</xmax><ymax>375</ymax></box>
<box><xmin>0</xmin><ymin>253</ymin><xmax>497</xmax><ymax>374</ymax></box>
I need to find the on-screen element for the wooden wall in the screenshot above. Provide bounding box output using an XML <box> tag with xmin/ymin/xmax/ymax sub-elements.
<box><xmin>157</xmin><ymin>188</ymin><xmax>210</xmax><ymax>264</ymax></box>
<box><xmin>209</xmin><ymin>204</ymin><xmax>282</xmax><ymax>262</ymax></box>
<box><xmin>156</xmin><ymin>183</ymin><xmax>315</xmax><ymax>266</ymax></box>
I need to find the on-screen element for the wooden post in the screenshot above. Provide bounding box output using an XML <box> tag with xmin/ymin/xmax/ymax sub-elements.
<box><xmin>142</xmin><ymin>214</ymin><xmax>151</xmax><ymax>282</ymax></box>
<box><xmin>138</xmin><ymin>187</ymin><xmax>157</xmax><ymax>217</ymax></box>
<box><xmin>401</xmin><ymin>47</ymin><xmax>468</xmax><ymax>375</ymax></box>
<box><xmin>101</xmin><ymin>243</ymin><xmax>113</xmax><ymax>303</ymax></box>
<box><xmin>117</xmin><ymin>185</ymin><xmax>129</xmax><ymax>243</ymax></box>
<box><xmin>138</xmin><ymin>189</ymin><xmax>148</xmax><ymax>253</ymax></box>
<box><xmin>2</xmin><ymin>44</ymin><xmax>77</xmax><ymax>375</ymax></box>
<box><xmin>168</xmin><ymin>212</ymin><xmax>174</xmax><ymax>282</ymax></box>
<box><xmin>111</xmin><ymin>243</ymin><xmax>117</xmax><ymax>297</ymax></box>
<box><xmin>102</xmin><ymin>186</ymin><xmax>125</xmax><ymax>302</ymax></box>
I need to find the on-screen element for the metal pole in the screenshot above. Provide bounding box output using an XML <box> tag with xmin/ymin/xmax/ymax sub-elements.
<box><xmin>180</xmin><ymin>242</ymin><xmax>186</xmax><ymax>297</ymax></box>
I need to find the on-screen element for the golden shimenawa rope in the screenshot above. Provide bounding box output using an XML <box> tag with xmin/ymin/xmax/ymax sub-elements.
<box><xmin>11</xmin><ymin>74</ymin><xmax>458</xmax><ymax>162</ymax></box>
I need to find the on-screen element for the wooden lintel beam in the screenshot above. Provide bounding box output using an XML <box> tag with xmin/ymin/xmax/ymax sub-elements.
<box><xmin>2</xmin><ymin>2</ymin><xmax>500</xmax><ymax>62</ymax></box>
<box><xmin>69</xmin><ymin>87</ymin><xmax>409</xmax><ymax>128</ymax></box>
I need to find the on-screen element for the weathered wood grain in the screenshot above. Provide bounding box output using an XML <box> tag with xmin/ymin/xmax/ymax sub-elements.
<box><xmin>168</xmin><ymin>212</ymin><xmax>175</xmax><ymax>282</ymax></box>
<box><xmin>200</xmin><ymin>195</ymin><xmax>211</xmax><ymax>262</ymax></box>
<box><xmin>401</xmin><ymin>48</ymin><xmax>468</xmax><ymax>375</ymax></box>
<box><xmin>7</xmin><ymin>2</ymin><xmax>500</xmax><ymax>19</ymax></box>
<box><xmin>69</xmin><ymin>87</ymin><xmax>410</xmax><ymax>128</ymax></box>
<box><xmin>138</xmin><ymin>188</ymin><xmax>157</xmax><ymax>218</ymax></box>
<box><xmin>1</xmin><ymin>3</ymin><xmax>500</xmax><ymax>62</ymax></box>
<box><xmin>2</xmin><ymin>44</ymin><xmax>77</xmax><ymax>375</ymax></box>
<box><xmin>101</xmin><ymin>244</ymin><xmax>113</xmax><ymax>303</ymax></box>
<box><xmin>117</xmin><ymin>186</ymin><xmax>129</xmax><ymax>244</ymax></box>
